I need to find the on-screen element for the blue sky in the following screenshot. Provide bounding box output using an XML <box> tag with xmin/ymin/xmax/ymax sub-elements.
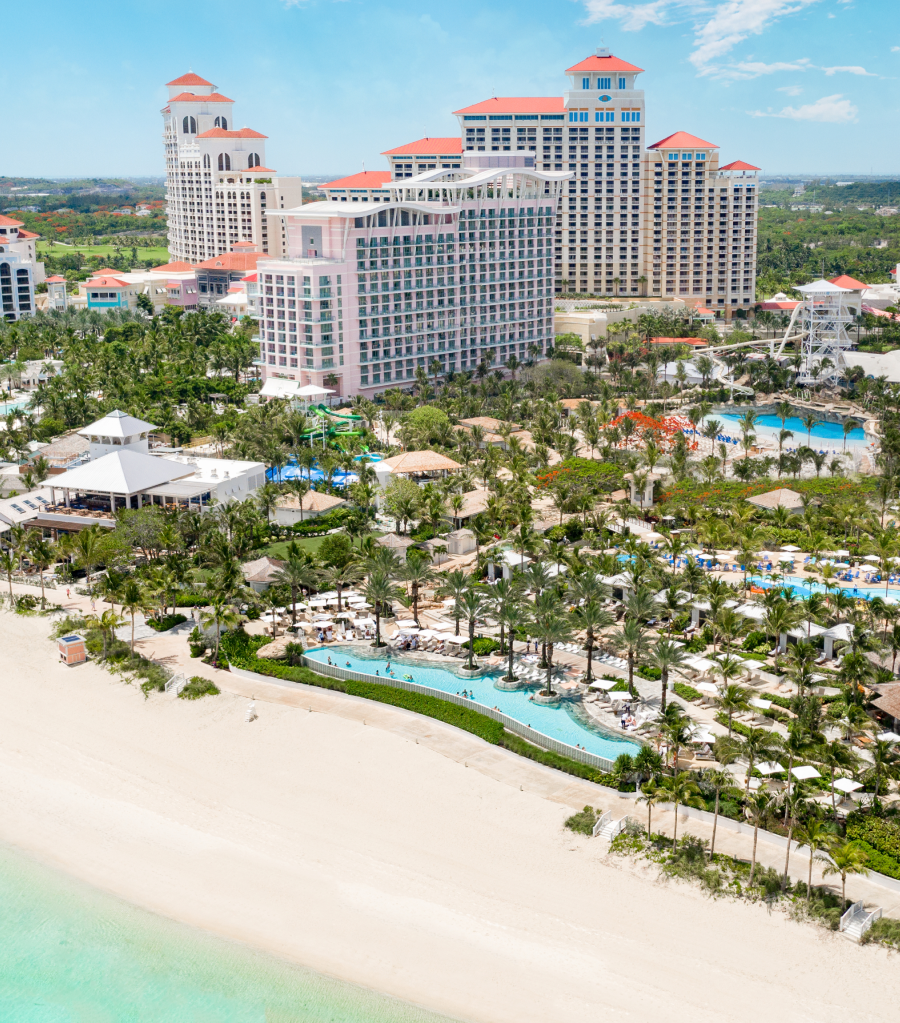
<box><xmin>4</xmin><ymin>0</ymin><xmax>898</xmax><ymax>179</ymax></box>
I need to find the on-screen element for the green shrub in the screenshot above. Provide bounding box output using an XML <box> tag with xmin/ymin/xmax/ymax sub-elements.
<box><xmin>674</xmin><ymin>681</ymin><xmax>703</xmax><ymax>701</ymax></box>
<box><xmin>637</xmin><ymin>664</ymin><xmax>662</xmax><ymax>681</ymax></box>
<box><xmin>564</xmin><ymin>518</ymin><xmax>583</xmax><ymax>542</ymax></box>
<box><xmin>178</xmin><ymin>676</ymin><xmax>220</xmax><ymax>700</ymax></box>
<box><xmin>684</xmin><ymin>635</ymin><xmax>707</xmax><ymax>653</ymax></box>
<box><xmin>461</xmin><ymin>636</ymin><xmax>501</xmax><ymax>656</ymax></box>
<box><xmin>147</xmin><ymin>613</ymin><xmax>188</xmax><ymax>633</ymax></box>
<box><xmin>607</xmin><ymin>679</ymin><xmax>629</xmax><ymax>692</ymax></box>
<box><xmin>536</xmin><ymin>458</ymin><xmax>624</xmax><ymax>494</ymax></box>
<box><xmin>565</xmin><ymin>806</ymin><xmax>600</xmax><ymax>835</ymax></box>
<box><xmin>173</xmin><ymin>593</ymin><xmax>210</xmax><ymax>607</ymax></box>
<box><xmin>861</xmin><ymin>917</ymin><xmax>900</xmax><ymax>948</ymax></box>
<box><xmin>543</xmin><ymin>524</ymin><xmax>567</xmax><ymax>542</ymax></box>
<box><xmin>846</xmin><ymin>813</ymin><xmax>900</xmax><ymax>878</ymax></box>
<box><xmin>743</xmin><ymin>629</ymin><xmax>768</xmax><ymax>651</ymax></box>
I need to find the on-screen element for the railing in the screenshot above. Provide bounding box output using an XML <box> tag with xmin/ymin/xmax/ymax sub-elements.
<box><xmin>840</xmin><ymin>900</ymin><xmax>882</xmax><ymax>937</ymax></box>
<box><xmin>593</xmin><ymin>810</ymin><xmax>629</xmax><ymax>839</ymax></box>
<box><xmin>298</xmin><ymin>656</ymin><xmax>620</xmax><ymax>772</ymax></box>
<box><xmin>165</xmin><ymin>672</ymin><xmax>188</xmax><ymax>695</ymax></box>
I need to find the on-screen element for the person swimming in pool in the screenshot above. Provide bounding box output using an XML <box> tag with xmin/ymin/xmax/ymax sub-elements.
<box><xmin>345</xmin><ymin>661</ymin><xmax>352</xmax><ymax>667</ymax></box>
<box><xmin>403</xmin><ymin>673</ymin><xmax>414</xmax><ymax>681</ymax></box>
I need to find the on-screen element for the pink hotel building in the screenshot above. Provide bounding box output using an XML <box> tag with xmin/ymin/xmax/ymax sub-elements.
<box><xmin>255</xmin><ymin>47</ymin><xmax>760</xmax><ymax>396</ymax></box>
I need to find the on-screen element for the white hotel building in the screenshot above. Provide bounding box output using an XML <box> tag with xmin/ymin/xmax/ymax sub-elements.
<box><xmin>256</xmin><ymin>155</ymin><xmax>570</xmax><ymax>396</ymax></box>
<box><xmin>161</xmin><ymin>72</ymin><xmax>303</xmax><ymax>263</ymax></box>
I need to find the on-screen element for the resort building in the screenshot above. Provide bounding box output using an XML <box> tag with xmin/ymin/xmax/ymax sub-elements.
<box><xmin>254</xmin><ymin>154</ymin><xmax>569</xmax><ymax>396</ymax></box>
<box><xmin>0</xmin><ymin>213</ymin><xmax>43</xmax><ymax>321</ymax></box>
<box><xmin>319</xmin><ymin>172</ymin><xmax>393</xmax><ymax>204</ymax></box>
<box><xmin>161</xmin><ymin>72</ymin><xmax>303</xmax><ymax>264</ymax></box>
<box><xmin>449</xmin><ymin>49</ymin><xmax>759</xmax><ymax>314</ymax></box>
<box><xmin>382</xmin><ymin>138</ymin><xmax>463</xmax><ymax>180</ymax></box>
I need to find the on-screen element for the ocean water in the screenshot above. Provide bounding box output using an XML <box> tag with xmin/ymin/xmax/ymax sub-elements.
<box><xmin>0</xmin><ymin>842</ymin><xmax>459</xmax><ymax>1023</ymax></box>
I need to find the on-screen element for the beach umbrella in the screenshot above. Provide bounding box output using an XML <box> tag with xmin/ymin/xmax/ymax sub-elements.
<box><xmin>862</xmin><ymin>554</ymin><xmax>881</xmax><ymax>562</ymax></box>
<box><xmin>313</xmin><ymin>620</ymin><xmax>336</xmax><ymax>629</ymax></box>
<box><xmin>876</xmin><ymin>731</ymin><xmax>900</xmax><ymax>742</ymax></box>
<box><xmin>749</xmin><ymin>698</ymin><xmax>772</xmax><ymax>710</ymax></box>
<box><xmin>697</xmin><ymin>681</ymin><xmax>720</xmax><ymax>694</ymax></box>
<box><xmin>790</xmin><ymin>765</ymin><xmax>821</xmax><ymax>781</ymax></box>
<box><xmin>757</xmin><ymin>761</ymin><xmax>786</xmax><ymax>775</ymax></box>
<box><xmin>833</xmin><ymin>777</ymin><xmax>863</xmax><ymax>794</ymax></box>
<box><xmin>691</xmin><ymin>729</ymin><xmax>717</xmax><ymax>744</ymax></box>
<box><xmin>780</xmin><ymin>544</ymin><xmax>802</xmax><ymax>552</ymax></box>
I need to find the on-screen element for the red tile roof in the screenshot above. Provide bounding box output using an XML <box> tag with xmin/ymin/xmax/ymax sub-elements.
<box><xmin>0</xmin><ymin>214</ymin><xmax>24</xmax><ymax>227</ymax></box>
<box><xmin>648</xmin><ymin>131</ymin><xmax>718</xmax><ymax>150</ymax></box>
<box><xmin>196</xmin><ymin>127</ymin><xmax>267</xmax><ymax>139</ymax></box>
<box><xmin>45</xmin><ymin>275</ymin><xmax>68</xmax><ymax>283</ymax></box>
<box><xmin>169</xmin><ymin>91</ymin><xmax>234</xmax><ymax>103</ymax></box>
<box><xmin>16</xmin><ymin>228</ymin><xmax>39</xmax><ymax>240</ymax></box>
<box><xmin>452</xmin><ymin>97</ymin><xmax>565</xmax><ymax>115</ymax></box>
<box><xmin>197</xmin><ymin>252</ymin><xmax>262</xmax><ymax>271</ymax></box>
<box><xmin>86</xmin><ymin>277</ymin><xmax>127</xmax><ymax>289</ymax></box>
<box><xmin>150</xmin><ymin>260</ymin><xmax>196</xmax><ymax>273</ymax></box>
<box><xmin>246</xmin><ymin>166</ymin><xmax>277</xmax><ymax>173</ymax></box>
<box><xmin>719</xmin><ymin>160</ymin><xmax>761</xmax><ymax>171</ymax></box>
<box><xmin>829</xmin><ymin>274</ymin><xmax>867</xmax><ymax>290</ymax></box>
<box><xmin>167</xmin><ymin>72</ymin><xmax>214</xmax><ymax>87</ymax></box>
<box><xmin>758</xmin><ymin>301</ymin><xmax>800</xmax><ymax>310</ymax></box>
<box><xmin>322</xmin><ymin>171</ymin><xmax>392</xmax><ymax>189</ymax></box>
<box><xmin>382</xmin><ymin>137</ymin><xmax>463</xmax><ymax>156</ymax></box>
<box><xmin>565</xmin><ymin>54</ymin><xmax>644</xmax><ymax>75</ymax></box>
<box><xmin>242</xmin><ymin>273</ymin><xmax>258</xmax><ymax>282</ymax></box>
<box><xmin>94</xmin><ymin>267</ymin><xmax>122</xmax><ymax>275</ymax></box>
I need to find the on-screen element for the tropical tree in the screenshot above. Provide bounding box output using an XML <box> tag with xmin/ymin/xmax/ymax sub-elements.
<box><xmin>274</xmin><ymin>553</ymin><xmax>319</xmax><ymax>626</ymax></box>
<box><xmin>646</xmin><ymin>638</ymin><xmax>686</xmax><ymax>714</ymax></box>
<box><xmin>457</xmin><ymin>585</ymin><xmax>489</xmax><ymax>673</ymax></box>
<box><xmin>658</xmin><ymin>772</ymin><xmax>704</xmax><ymax>854</ymax></box>
<box><xmin>702</xmin><ymin>767</ymin><xmax>741</xmax><ymax>860</ymax></box>
<box><xmin>27</xmin><ymin>536</ymin><xmax>55</xmax><ymax>608</ymax></box>
<box><xmin>199</xmin><ymin>598</ymin><xmax>241</xmax><ymax>668</ymax></box>
<box><xmin>863</xmin><ymin>739</ymin><xmax>900</xmax><ymax>801</ymax></box>
<box><xmin>571</xmin><ymin>597</ymin><xmax>615</xmax><ymax>683</ymax></box>
<box><xmin>793</xmin><ymin>818</ymin><xmax>838</xmax><ymax>908</ymax></box>
<box><xmin>821</xmin><ymin>839</ymin><xmax>869</xmax><ymax>910</ymax></box>
<box><xmin>531</xmin><ymin>592</ymin><xmax>574</xmax><ymax>696</ymax></box>
<box><xmin>400</xmin><ymin>549</ymin><xmax>435</xmax><ymax>628</ymax></box>
<box><xmin>68</xmin><ymin>525</ymin><xmax>107</xmax><ymax>597</ymax></box>
<box><xmin>636</xmin><ymin>779</ymin><xmax>666</xmax><ymax>837</ymax></box>
<box><xmin>744</xmin><ymin>791</ymin><xmax>774</xmax><ymax>888</ymax></box>
<box><xmin>365</xmin><ymin>569</ymin><xmax>399</xmax><ymax>648</ymax></box>
<box><xmin>436</xmin><ymin>569</ymin><xmax>470</xmax><ymax>637</ymax></box>
<box><xmin>713</xmin><ymin>682</ymin><xmax>752</xmax><ymax>736</ymax></box>
<box><xmin>609</xmin><ymin>618</ymin><xmax>650</xmax><ymax>699</ymax></box>
<box><xmin>0</xmin><ymin>547</ymin><xmax>16</xmax><ymax>601</ymax></box>
<box><xmin>119</xmin><ymin>579</ymin><xmax>152</xmax><ymax>657</ymax></box>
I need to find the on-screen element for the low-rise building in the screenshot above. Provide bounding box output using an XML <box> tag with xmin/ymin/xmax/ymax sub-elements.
<box><xmin>0</xmin><ymin>213</ymin><xmax>43</xmax><ymax>321</ymax></box>
<box><xmin>274</xmin><ymin>489</ymin><xmax>347</xmax><ymax>525</ymax></box>
<box><xmin>319</xmin><ymin>171</ymin><xmax>393</xmax><ymax>204</ymax></box>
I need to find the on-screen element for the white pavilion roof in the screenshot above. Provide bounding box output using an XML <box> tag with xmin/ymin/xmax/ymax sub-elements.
<box><xmin>78</xmin><ymin>409</ymin><xmax>156</xmax><ymax>439</ymax></box>
<box><xmin>49</xmin><ymin>450</ymin><xmax>194</xmax><ymax>496</ymax></box>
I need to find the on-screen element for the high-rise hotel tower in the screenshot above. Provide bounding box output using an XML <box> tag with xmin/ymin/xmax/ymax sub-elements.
<box><xmin>450</xmin><ymin>49</ymin><xmax>760</xmax><ymax>316</ymax></box>
<box><xmin>161</xmin><ymin>73</ymin><xmax>302</xmax><ymax>263</ymax></box>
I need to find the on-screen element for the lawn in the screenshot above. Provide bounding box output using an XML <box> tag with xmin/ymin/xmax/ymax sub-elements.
<box><xmin>39</xmin><ymin>241</ymin><xmax>171</xmax><ymax>265</ymax></box>
<box><xmin>262</xmin><ymin>531</ymin><xmax>385</xmax><ymax>559</ymax></box>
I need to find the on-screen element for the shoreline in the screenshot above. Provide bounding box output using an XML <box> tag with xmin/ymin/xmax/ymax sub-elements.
<box><xmin>3</xmin><ymin>608</ymin><xmax>900</xmax><ymax>1022</ymax></box>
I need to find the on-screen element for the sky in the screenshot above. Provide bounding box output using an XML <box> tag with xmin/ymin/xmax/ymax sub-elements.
<box><xmin>3</xmin><ymin>0</ymin><xmax>898</xmax><ymax>179</ymax></box>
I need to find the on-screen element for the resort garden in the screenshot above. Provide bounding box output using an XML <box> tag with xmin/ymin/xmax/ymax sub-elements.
<box><xmin>3</xmin><ymin>303</ymin><xmax>900</xmax><ymax>940</ymax></box>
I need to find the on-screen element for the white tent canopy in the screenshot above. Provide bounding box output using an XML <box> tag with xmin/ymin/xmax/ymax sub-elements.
<box><xmin>757</xmin><ymin>761</ymin><xmax>786</xmax><ymax>775</ymax></box>
<box><xmin>791</xmin><ymin>765</ymin><xmax>821</xmax><ymax>780</ymax></box>
<box><xmin>833</xmin><ymin>777</ymin><xmax>863</xmax><ymax>793</ymax></box>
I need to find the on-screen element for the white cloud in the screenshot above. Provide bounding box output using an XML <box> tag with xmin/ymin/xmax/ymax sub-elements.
<box><xmin>580</xmin><ymin>0</ymin><xmax>674</xmax><ymax>32</ymax></box>
<box><xmin>749</xmin><ymin>93</ymin><xmax>858</xmax><ymax>121</ymax></box>
<box><xmin>714</xmin><ymin>58</ymin><xmax>812</xmax><ymax>80</ymax></box>
<box><xmin>822</xmin><ymin>64</ymin><xmax>876</xmax><ymax>75</ymax></box>
<box><xmin>688</xmin><ymin>0</ymin><xmax>820</xmax><ymax>70</ymax></box>
<box><xmin>893</xmin><ymin>46</ymin><xmax>900</xmax><ymax>52</ymax></box>
<box><xmin>777</xmin><ymin>84</ymin><xmax>804</xmax><ymax>95</ymax></box>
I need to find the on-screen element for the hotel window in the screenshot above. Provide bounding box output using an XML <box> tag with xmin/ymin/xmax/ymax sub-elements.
<box><xmin>598</xmin><ymin>77</ymin><xmax>611</xmax><ymax>90</ymax></box>
<box><xmin>582</xmin><ymin>77</ymin><xmax>590</xmax><ymax>89</ymax></box>
<box><xmin>618</xmin><ymin>77</ymin><xmax>626</xmax><ymax>89</ymax></box>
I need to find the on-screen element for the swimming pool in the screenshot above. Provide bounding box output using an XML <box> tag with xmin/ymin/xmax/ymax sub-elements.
<box><xmin>720</xmin><ymin>413</ymin><xmax>865</xmax><ymax>443</ymax></box>
<box><xmin>304</xmin><ymin>645</ymin><xmax>641</xmax><ymax>763</ymax></box>
<box><xmin>751</xmin><ymin>574</ymin><xmax>898</xmax><ymax>602</ymax></box>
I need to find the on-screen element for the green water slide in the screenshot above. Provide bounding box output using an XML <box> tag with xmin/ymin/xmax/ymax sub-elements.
<box><xmin>298</xmin><ymin>404</ymin><xmax>364</xmax><ymax>445</ymax></box>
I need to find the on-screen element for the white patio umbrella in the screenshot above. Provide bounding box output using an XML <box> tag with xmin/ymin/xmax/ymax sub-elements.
<box><xmin>715</xmin><ymin>553</ymin><xmax>733</xmax><ymax>563</ymax></box>
<box><xmin>749</xmin><ymin>698</ymin><xmax>772</xmax><ymax>709</ymax></box>
<box><xmin>313</xmin><ymin>620</ymin><xmax>336</xmax><ymax>629</ymax></box>
<box><xmin>697</xmin><ymin>681</ymin><xmax>720</xmax><ymax>694</ymax></box>
<box><xmin>778</xmin><ymin>553</ymin><xmax>795</xmax><ymax>563</ymax></box>
<box><xmin>862</xmin><ymin>554</ymin><xmax>881</xmax><ymax>562</ymax></box>
<box><xmin>877</xmin><ymin>731</ymin><xmax>900</xmax><ymax>742</ymax></box>
<box><xmin>833</xmin><ymin>777</ymin><xmax>863</xmax><ymax>794</ymax></box>
<box><xmin>757</xmin><ymin>761</ymin><xmax>786</xmax><ymax>775</ymax></box>
<box><xmin>831</xmin><ymin>549</ymin><xmax>851</xmax><ymax>557</ymax></box>
<box><xmin>780</xmin><ymin>544</ymin><xmax>802</xmax><ymax>552</ymax></box>
<box><xmin>691</xmin><ymin>729</ymin><xmax>717</xmax><ymax>743</ymax></box>
<box><xmin>790</xmin><ymin>764</ymin><xmax>821</xmax><ymax>781</ymax></box>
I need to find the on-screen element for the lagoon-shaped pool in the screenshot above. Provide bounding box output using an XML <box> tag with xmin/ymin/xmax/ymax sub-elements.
<box><xmin>304</xmin><ymin>645</ymin><xmax>641</xmax><ymax>763</ymax></box>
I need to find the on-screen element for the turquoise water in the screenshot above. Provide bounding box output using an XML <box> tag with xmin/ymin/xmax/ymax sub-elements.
<box><xmin>751</xmin><ymin>574</ymin><xmax>898</xmax><ymax>602</ymax></box>
<box><xmin>0</xmin><ymin>842</ymin><xmax>458</xmax><ymax>1023</ymax></box>
<box><xmin>305</xmin><ymin>645</ymin><xmax>641</xmax><ymax>762</ymax></box>
<box><xmin>719</xmin><ymin>412</ymin><xmax>864</xmax><ymax>442</ymax></box>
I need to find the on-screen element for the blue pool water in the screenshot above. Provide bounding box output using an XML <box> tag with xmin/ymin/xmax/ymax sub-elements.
<box><xmin>305</xmin><ymin>645</ymin><xmax>641</xmax><ymax>762</ymax></box>
<box><xmin>0</xmin><ymin>841</ymin><xmax>456</xmax><ymax>1022</ymax></box>
<box><xmin>720</xmin><ymin>413</ymin><xmax>865</xmax><ymax>442</ymax></box>
<box><xmin>751</xmin><ymin>574</ymin><xmax>898</xmax><ymax>602</ymax></box>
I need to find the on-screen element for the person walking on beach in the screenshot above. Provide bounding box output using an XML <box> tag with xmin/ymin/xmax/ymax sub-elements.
<box><xmin>246</xmin><ymin>699</ymin><xmax>257</xmax><ymax>723</ymax></box>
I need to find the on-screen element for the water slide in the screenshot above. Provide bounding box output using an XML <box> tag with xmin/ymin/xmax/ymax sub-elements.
<box><xmin>297</xmin><ymin>404</ymin><xmax>364</xmax><ymax>445</ymax></box>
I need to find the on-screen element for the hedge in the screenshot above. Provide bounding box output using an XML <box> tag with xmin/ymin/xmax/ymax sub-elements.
<box><xmin>847</xmin><ymin>839</ymin><xmax>900</xmax><ymax>881</ymax></box>
<box><xmin>147</xmin><ymin>613</ymin><xmax>188</xmax><ymax>632</ymax></box>
<box><xmin>674</xmin><ymin>681</ymin><xmax>703</xmax><ymax>702</ymax></box>
<box><xmin>535</xmin><ymin>458</ymin><xmax>624</xmax><ymax>494</ymax></box>
<box><xmin>174</xmin><ymin>593</ymin><xmax>211</xmax><ymax>607</ymax></box>
<box><xmin>460</xmin><ymin>636</ymin><xmax>501</xmax><ymax>655</ymax></box>
<box><xmin>847</xmin><ymin>812</ymin><xmax>900</xmax><ymax>874</ymax></box>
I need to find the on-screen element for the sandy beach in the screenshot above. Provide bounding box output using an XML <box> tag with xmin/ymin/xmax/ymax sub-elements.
<box><xmin>2</xmin><ymin>608</ymin><xmax>900</xmax><ymax>1023</ymax></box>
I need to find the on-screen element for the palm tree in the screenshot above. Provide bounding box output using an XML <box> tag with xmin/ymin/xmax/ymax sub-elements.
<box><xmin>489</xmin><ymin>577</ymin><xmax>525</xmax><ymax>682</ymax></box>
<box><xmin>609</xmin><ymin>618</ymin><xmax>649</xmax><ymax>700</ymax></box>
<box><xmin>400</xmin><ymin>549</ymin><xmax>435</xmax><ymax>628</ymax></box>
<box><xmin>636</xmin><ymin>780</ymin><xmax>666</xmax><ymax>837</ymax></box>
<box><xmin>658</xmin><ymin>772</ymin><xmax>704</xmax><ymax>854</ymax></box>
<box><xmin>27</xmin><ymin>536</ymin><xmax>55</xmax><ymax>609</ymax></box>
<box><xmin>119</xmin><ymin>579</ymin><xmax>151</xmax><ymax>657</ymax></box>
<box><xmin>723</xmin><ymin>725</ymin><xmax>784</xmax><ymax>794</ymax></box>
<box><xmin>714</xmin><ymin>682</ymin><xmax>752</xmax><ymax>735</ymax></box>
<box><xmin>437</xmin><ymin>569</ymin><xmax>470</xmax><ymax>637</ymax></box>
<box><xmin>531</xmin><ymin>593</ymin><xmax>574</xmax><ymax>697</ymax></box>
<box><xmin>94</xmin><ymin>609</ymin><xmax>125</xmax><ymax>661</ymax></box>
<box><xmin>814</xmin><ymin>738</ymin><xmax>861</xmax><ymax>812</ymax></box>
<box><xmin>458</xmin><ymin>585</ymin><xmax>488</xmax><ymax>673</ymax></box>
<box><xmin>801</xmin><ymin>412</ymin><xmax>819</xmax><ymax>448</ymax></box>
<box><xmin>793</xmin><ymin>818</ymin><xmax>837</xmax><ymax>907</ymax></box>
<box><xmin>365</xmin><ymin>569</ymin><xmax>398</xmax><ymax>648</ymax></box>
<box><xmin>274</xmin><ymin>555</ymin><xmax>319</xmax><ymax>626</ymax></box>
<box><xmin>863</xmin><ymin>739</ymin><xmax>900</xmax><ymax>801</ymax></box>
<box><xmin>821</xmin><ymin>839</ymin><xmax>869</xmax><ymax>910</ymax></box>
<box><xmin>199</xmin><ymin>599</ymin><xmax>241</xmax><ymax>668</ymax></box>
<box><xmin>744</xmin><ymin>791</ymin><xmax>774</xmax><ymax>888</ymax></box>
<box><xmin>572</xmin><ymin>598</ymin><xmax>614</xmax><ymax>684</ymax></box>
<box><xmin>702</xmin><ymin>767</ymin><xmax>740</xmax><ymax>860</ymax></box>
<box><xmin>0</xmin><ymin>547</ymin><xmax>16</xmax><ymax>601</ymax></box>
<box><xmin>68</xmin><ymin>525</ymin><xmax>106</xmax><ymax>597</ymax></box>
<box><xmin>646</xmin><ymin>637</ymin><xmax>686</xmax><ymax>714</ymax></box>
<box><xmin>658</xmin><ymin>707</ymin><xmax>694</xmax><ymax>775</ymax></box>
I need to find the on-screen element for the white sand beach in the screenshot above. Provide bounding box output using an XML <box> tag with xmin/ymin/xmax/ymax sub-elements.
<box><xmin>2</xmin><ymin>609</ymin><xmax>900</xmax><ymax>1023</ymax></box>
